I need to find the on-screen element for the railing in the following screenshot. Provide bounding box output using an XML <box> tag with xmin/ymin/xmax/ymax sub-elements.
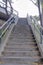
<box><xmin>0</xmin><ymin>16</ymin><xmax>13</xmax><ymax>37</ymax></box>
<box><xmin>0</xmin><ymin>1</ymin><xmax>18</xmax><ymax>43</ymax></box>
<box><xmin>0</xmin><ymin>13</ymin><xmax>18</xmax><ymax>39</ymax></box>
<box><xmin>27</xmin><ymin>14</ymin><xmax>43</xmax><ymax>44</ymax></box>
<box><xmin>0</xmin><ymin>14</ymin><xmax>18</xmax><ymax>43</ymax></box>
<box><xmin>30</xmin><ymin>16</ymin><xmax>43</xmax><ymax>44</ymax></box>
<box><xmin>30</xmin><ymin>16</ymin><xmax>41</xmax><ymax>44</ymax></box>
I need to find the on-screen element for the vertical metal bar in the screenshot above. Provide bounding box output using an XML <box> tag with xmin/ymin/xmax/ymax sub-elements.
<box><xmin>9</xmin><ymin>0</ymin><xmax>13</xmax><ymax>15</ymax></box>
<box><xmin>37</xmin><ymin>0</ymin><xmax>42</xmax><ymax>44</ymax></box>
<box><xmin>0</xmin><ymin>29</ymin><xmax>1</xmax><ymax>44</ymax></box>
<box><xmin>34</xmin><ymin>18</ymin><xmax>36</xmax><ymax>34</ymax></box>
<box><xmin>6</xmin><ymin>0</ymin><xmax>7</xmax><ymax>9</ymax></box>
<box><xmin>5</xmin><ymin>0</ymin><xmax>8</xmax><ymax>15</ymax></box>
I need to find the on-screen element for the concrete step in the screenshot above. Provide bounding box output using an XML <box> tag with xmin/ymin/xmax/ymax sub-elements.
<box><xmin>4</xmin><ymin>44</ymin><xmax>37</xmax><ymax>49</ymax></box>
<box><xmin>9</xmin><ymin>36</ymin><xmax>35</xmax><ymax>39</ymax></box>
<box><xmin>0</xmin><ymin>62</ymin><xmax>42</xmax><ymax>65</ymax></box>
<box><xmin>0</xmin><ymin>63</ymin><xmax>41</xmax><ymax>65</ymax></box>
<box><xmin>5</xmin><ymin>44</ymin><xmax>37</xmax><ymax>47</ymax></box>
<box><xmin>12</xmin><ymin>33</ymin><xmax>33</xmax><ymax>36</ymax></box>
<box><xmin>6</xmin><ymin>42</ymin><xmax>36</xmax><ymax>45</ymax></box>
<box><xmin>0</xmin><ymin>18</ymin><xmax>42</xmax><ymax>64</ymax></box>
<box><xmin>12</xmin><ymin>31</ymin><xmax>32</xmax><ymax>34</ymax></box>
<box><xmin>9</xmin><ymin>38</ymin><xmax>35</xmax><ymax>41</ymax></box>
<box><xmin>9</xmin><ymin>36</ymin><xmax>35</xmax><ymax>40</ymax></box>
<box><xmin>0</xmin><ymin>57</ymin><xmax>41</xmax><ymax>63</ymax></box>
<box><xmin>10</xmin><ymin>30</ymin><xmax>33</xmax><ymax>34</ymax></box>
<box><xmin>4</xmin><ymin>47</ymin><xmax>38</xmax><ymax>51</ymax></box>
<box><xmin>2</xmin><ymin>51</ymin><xmax>40</xmax><ymax>57</ymax></box>
<box><xmin>0</xmin><ymin>63</ymin><xmax>42</xmax><ymax>65</ymax></box>
<box><xmin>10</xmin><ymin>32</ymin><xmax>34</xmax><ymax>35</ymax></box>
<box><xmin>5</xmin><ymin>44</ymin><xmax>37</xmax><ymax>49</ymax></box>
<box><xmin>8</xmin><ymin>39</ymin><xmax>36</xmax><ymax>43</ymax></box>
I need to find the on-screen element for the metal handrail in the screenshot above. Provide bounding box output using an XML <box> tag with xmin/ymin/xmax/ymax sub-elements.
<box><xmin>0</xmin><ymin>11</ymin><xmax>18</xmax><ymax>38</ymax></box>
<box><xmin>0</xmin><ymin>15</ymin><xmax>14</xmax><ymax>37</ymax></box>
<box><xmin>0</xmin><ymin>15</ymin><xmax>13</xmax><ymax>29</ymax></box>
<box><xmin>31</xmin><ymin>16</ymin><xmax>41</xmax><ymax>30</ymax></box>
<box><xmin>30</xmin><ymin>16</ymin><xmax>42</xmax><ymax>44</ymax></box>
<box><xmin>0</xmin><ymin>1</ymin><xmax>18</xmax><ymax>38</ymax></box>
<box><xmin>0</xmin><ymin>19</ymin><xmax>13</xmax><ymax>38</ymax></box>
<box><xmin>0</xmin><ymin>7</ymin><xmax>18</xmax><ymax>29</ymax></box>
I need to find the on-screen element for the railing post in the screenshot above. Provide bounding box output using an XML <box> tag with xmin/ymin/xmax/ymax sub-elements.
<box><xmin>37</xmin><ymin>0</ymin><xmax>43</xmax><ymax>44</ymax></box>
<box><xmin>31</xmin><ymin>17</ymin><xmax>35</xmax><ymax>34</ymax></box>
<box><xmin>0</xmin><ymin>29</ymin><xmax>1</xmax><ymax>43</ymax></box>
<box><xmin>34</xmin><ymin>19</ymin><xmax>35</xmax><ymax>34</ymax></box>
<box><xmin>0</xmin><ymin>37</ymin><xmax>1</xmax><ymax>43</ymax></box>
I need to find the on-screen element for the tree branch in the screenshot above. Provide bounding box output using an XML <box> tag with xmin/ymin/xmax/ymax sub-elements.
<box><xmin>30</xmin><ymin>0</ymin><xmax>38</xmax><ymax>7</ymax></box>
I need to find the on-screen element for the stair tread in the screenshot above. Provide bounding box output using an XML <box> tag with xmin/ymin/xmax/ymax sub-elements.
<box><xmin>0</xmin><ymin>63</ymin><xmax>42</xmax><ymax>65</ymax></box>
<box><xmin>0</xmin><ymin>57</ymin><xmax>41</xmax><ymax>63</ymax></box>
<box><xmin>4</xmin><ymin>49</ymin><xmax>38</xmax><ymax>51</ymax></box>
<box><xmin>7</xmin><ymin>41</ymin><xmax>36</xmax><ymax>44</ymax></box>
<box><xmin>4</xmin><ymin>46</ymin><xmax>37</xmax><ymax>49</ymax></box>
<box><xmin>2</xmin><ymin>50</ymin><xmax>39</xmax><ymax>57</ymax></box>
<box><xmin>5</xmin><ymin>45</ymin><xmax>37</xmax><ymax>48</ymax></box>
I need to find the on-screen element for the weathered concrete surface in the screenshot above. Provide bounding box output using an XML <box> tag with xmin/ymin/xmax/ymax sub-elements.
<box><xmin>0</xmin><ymin>18</ymin><xmax>43</xmax><ymax>64</ymax></box>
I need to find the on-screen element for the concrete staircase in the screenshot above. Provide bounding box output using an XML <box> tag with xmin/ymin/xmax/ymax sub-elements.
<box><xmin>0</xmin><ymin>18</ymin><xmax>43</xmax><ymax>65</ymax></box>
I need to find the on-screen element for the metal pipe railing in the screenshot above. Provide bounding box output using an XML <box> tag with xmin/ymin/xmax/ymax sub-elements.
<box><xmin>0</xmin><ymin>0</ymin><xmax>18</xmax><ymax>38</ymax></box>
<box><xmin>0</xmin><ymin>16</ymin><xmax>13</xmax><ymax>38</ymax></box>
<box><xmin>30</xmin><ymin>16</ymin><xmax>42</xmax><ymax>44</ymax></box>
<box><xmin>0</xmin><ymin>12</ymin><xmax>18</xmax><ymax>38</ymax></box>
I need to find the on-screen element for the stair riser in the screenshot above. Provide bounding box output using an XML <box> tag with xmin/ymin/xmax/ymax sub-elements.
<box><xmin>6</xmin><ymin>43</ymin><xmax>36</xmax><ymax>45</ymax></box>
<box><xmin>10</xmin><ymin>34</ymin><xmax>34</xmax><ymax>36</ymax></box>
<box><xmin>0</xmin><ymin>57</ymin><xmax>40</xmax><ymax>63</ymax></box>
<box><xmin>9</xmin><ymin>38</ymin><xmax>35</xmax><ymax>41</ymax></box>
<box><xmin>5</xmin><ymin>45</ymin><xmax>37</xmax><ymax>48</ymax></box>
<box><xmin>2</xmin><ymin>52</ymin><xmax>39</xmax><ymax>57</ymax></box>
<box><xmin>6</xmin><ymin>44</ymin><xmax>37</xmax><ymax>47</ymax></box>
<box><xmin>4</xmin><ymin>48</ymin><xmax>38</xmax><ymax>51</ymax></box>
<box><xmin>9</xmin><ymin>37</ymin><xmax>35</xmax><ymax>39</ymax></box>
<box><xmin>5</xmin><ymin>47</ymin><xmax>37</xmax><ymax>50</ymax></box>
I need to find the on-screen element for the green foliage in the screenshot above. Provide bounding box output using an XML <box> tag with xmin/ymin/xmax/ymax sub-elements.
<box><xmin>34</xmin><ymin>16</ymin><xmax>40</xmax><ymax>21</ymax></box>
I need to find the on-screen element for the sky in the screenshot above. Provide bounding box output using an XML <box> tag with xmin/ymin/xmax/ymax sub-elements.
<box><xmin>0</xmin><ymin>0</ymin><xmax>39</xmax><ymax>17</ymax></box>
<box><xmin>12</xmin><ymin>0</ymin><xmax>39</xmax><ymax>17</ymax></box>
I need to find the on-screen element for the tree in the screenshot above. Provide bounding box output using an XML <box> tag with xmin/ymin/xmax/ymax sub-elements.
<box><xmin>30</xmin><ymin>0</ymin><xmax>38</xmax><ymax>7</ymax></box>
<box><xmin>34</xmin><ymin>16</ymin><xmax>40</xmax><ymax>21</ymax></box>
<box><xmin>3</xmin><ymin>0</ymin><xmax>13</xmax><ymax>15</ymax></box>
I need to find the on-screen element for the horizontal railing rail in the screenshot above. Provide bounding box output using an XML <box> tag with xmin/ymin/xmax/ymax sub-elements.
<box><xmin>0</xmin><ymin>12</ymin><xmax>18</xmax><ymax>38</ymax></box>
<box><xmin>0</xmin><ymin>9</ymin><xmax>18</xmax><ymax>36</ymax></box>
<box><xmin>0</xmin><ymin>16</ymin><xmax>14</xmax><ymax>38</ymax></box>
<box><xmin>30</xmin><ymin>16</ymin><xmax>41</xmax><ymax>43</ymax></box>
<box><xmin>0</xmin><ymin>15</ymin><xmax>13</xmax><ymax>29</ymax></box>
<box><xmin>0</xmin><ymin>1</ymin><xmax>18</xmax><ymax>40</ymax></box>
<box><xmin>29</xmin><ymin>16</ymin><xmax>43</xmax><ymax>44</ymax></box>
<box><xmin>27</xmin><ymin>14</ymin><xmax>42</xmax><ymax>44</ymax></box>
<box><xmin>0</xmin><ymin>10</ymin><xmax>18</xmax><ymax>38</ymax></box>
